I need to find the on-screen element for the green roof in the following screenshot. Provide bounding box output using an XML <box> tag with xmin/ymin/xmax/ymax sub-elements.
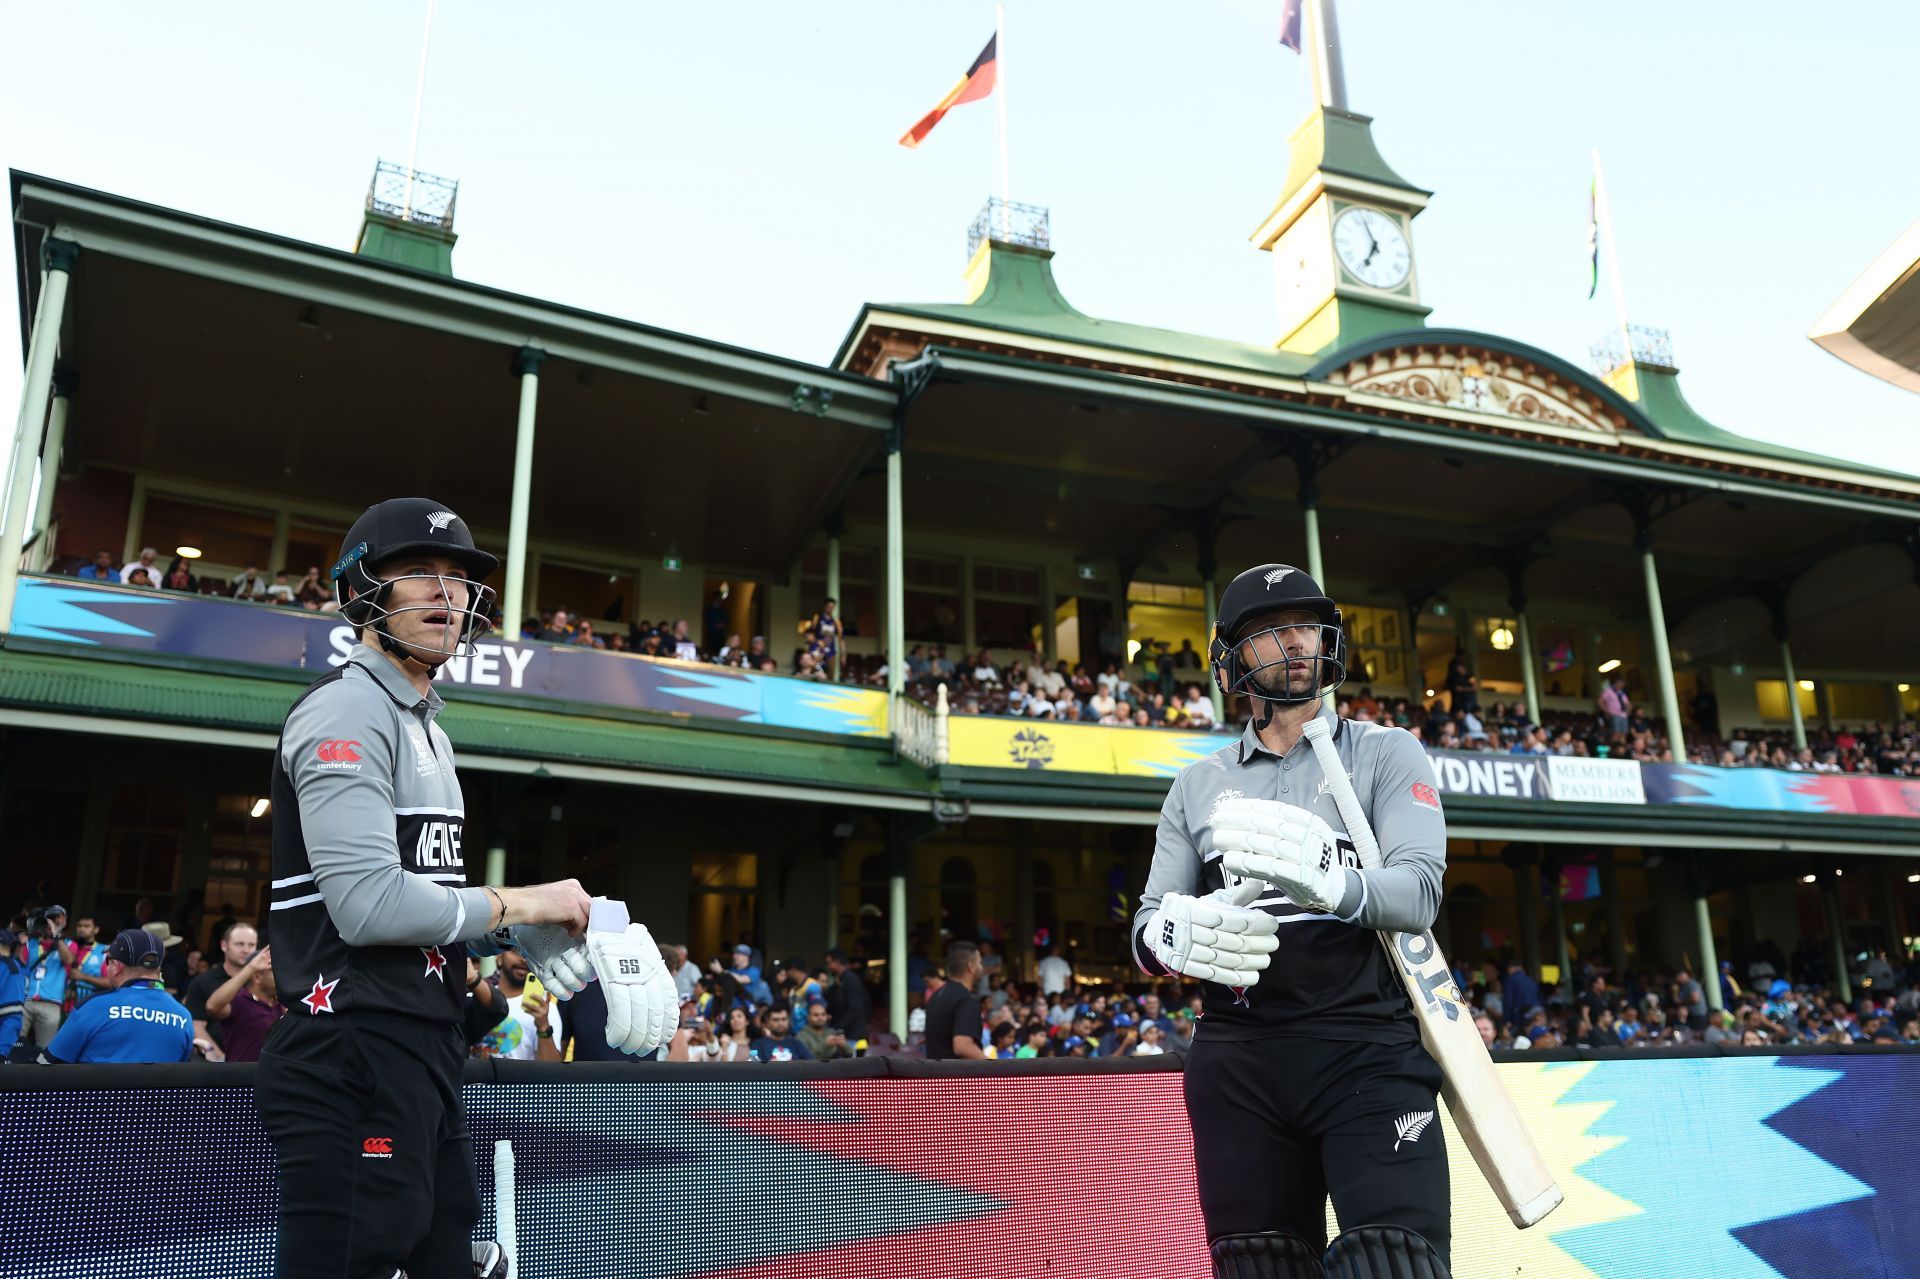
<box><xmin>842</xmin><ymin>242</ymin><xmax>1316</xmax><ymax>380</ymax></box>
<box><xmin>0</xmin><ymin>648</ymin><xmax>933</xmax><ymax>801</ymax></box>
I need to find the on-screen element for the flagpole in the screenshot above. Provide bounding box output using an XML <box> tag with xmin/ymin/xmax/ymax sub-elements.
<box><xmin>402</xmin><ymin>0</ymin><xmax>438</xmax><ymax>220</ymax></box>
<box><xmin>1591</xmin><ymin>148</ymin><xmax>1634</xmax><ymax>366</ymax></box>
<box><xmin>995</xmin><ymin>3</ymin><xmax>1011</xmax><ymax>236</ymax></box>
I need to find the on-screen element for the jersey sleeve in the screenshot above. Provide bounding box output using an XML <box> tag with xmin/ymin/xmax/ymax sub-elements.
<box><xmin>41</xmin><ymin>999</ymin><xmax>99</xmax><ymax>1063</ymax></box>
<box><xmin>1346</xmin><ymin>726</ymin><xmax>1446</xmax><ymax>933</ymax></box>
<box><xmin>282</xmin><ymin>681</ymin><xmax>493</xmax><ymax>948</ymax></box>
<box><xmin>1133</xmin><ymin>775</ymin><xmax>1200</xmax><ymax>975</ymax></box>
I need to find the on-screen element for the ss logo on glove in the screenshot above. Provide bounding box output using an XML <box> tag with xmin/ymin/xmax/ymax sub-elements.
<box><xmin>618</xmin><ymin>957</ymin><xmax>642</xmax><ymax>976</ymax></box>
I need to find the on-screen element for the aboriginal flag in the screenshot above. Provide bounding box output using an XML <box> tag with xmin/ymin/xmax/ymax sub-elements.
<box><xmin>898</xmin><ymin>35</ymin><xmax>998</xmax><ymax>148</ymax></box>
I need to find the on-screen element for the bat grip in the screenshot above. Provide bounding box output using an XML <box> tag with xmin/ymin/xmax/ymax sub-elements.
<box><xmin>1301</xmin><ymin>718</ymin><xmax>1382</xmax><ymax>871</ymax></box>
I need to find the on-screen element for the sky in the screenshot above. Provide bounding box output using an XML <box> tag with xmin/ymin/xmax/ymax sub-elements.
<box><xmin>4</xmin><ymin>1</ymin><xmax>1919</xmax><ymax>490</ymax></box>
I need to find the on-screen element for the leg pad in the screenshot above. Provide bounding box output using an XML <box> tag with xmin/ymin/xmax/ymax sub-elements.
<box><xmin>1211</xmin><ymin>1230</ymin><xmax>1325</xmax><ymax>1279</ymax></box>
<box><xmin>1322</xmin><ymin>1224</ymin><xmax>1450</xmax><ymax>1279</ymax></box>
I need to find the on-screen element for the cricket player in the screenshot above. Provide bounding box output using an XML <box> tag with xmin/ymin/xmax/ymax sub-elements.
<box><xmin>1134</xmin><ymin>563</ymin><xmax>1452</xmax><ymax>1279</ymax></box>
<box><xmin>255</xmin><ymin>498</ymin><xmax>679</xmax><ymax>1279</ymax></box>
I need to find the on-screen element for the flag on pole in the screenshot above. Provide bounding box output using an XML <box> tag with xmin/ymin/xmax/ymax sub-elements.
<box><xmin>899</xmin><ymin>35</ymin><xmax>999</xmax><ymax>149</ymax></box>
<box><xmin>1279</xmin><ymin>0</ymin><xmax>1303</xmax><ymax>50</ymax></box>
<box><xmin>1585</xmin><ymin>172</ymin><xmax>1600</xmax><ymax>300</ymax></box>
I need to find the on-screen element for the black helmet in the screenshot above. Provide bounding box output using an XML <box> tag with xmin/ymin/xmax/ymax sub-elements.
<box><xmin>1208</xmin><ymin>563</ymin><xmax>1346</xmax><ymax>707</ymax></box>
<box><xmin>331</xmin><ymin>498</ymin><xmax>498</xmax><ymax>661</ymax></box>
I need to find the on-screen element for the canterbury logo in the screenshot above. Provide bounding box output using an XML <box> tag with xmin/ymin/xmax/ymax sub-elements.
<box><xmin>361</xmin><ymin>1137</ymin><xmax>393</xmax><ymax>1156</ymax></box>
<box><xmin>1263</xmin><ymin>568</ymin><xmax>1293</xmax><ymax>589</ymax></box>
<box><xmin>1393</xmin><ymin>1110</ymin><xmax>1435</xmax><ymax>1151</ymax></box>
<box><xmin>426</xmin><ymin>511</ymin><xmax>457</xmax><ymax>532</ymax></box>
<box><xmin>315</xmin><ymin>739</ymin><xmax>362</xmax><ymax>763</ymax></box>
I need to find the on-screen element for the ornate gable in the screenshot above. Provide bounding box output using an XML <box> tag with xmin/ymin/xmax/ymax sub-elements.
<box><xmin>1317</xmin><ymin>333</ymin><xmax>1635</xmax><ymax>438</ymax></box>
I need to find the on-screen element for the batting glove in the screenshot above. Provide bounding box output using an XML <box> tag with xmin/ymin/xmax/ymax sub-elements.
<box><xmin>1147</xmin><ymin>887</ymin><xmax>1280</xmax><ymax>986</ymax></box>
<box><xmin>510</xmin><ymin>923</ymin><xmax>594</xmax><ymax>1000</ymax></box>
<box><xmin>581</xmin><ymin>899</ymin><xmax>679</xmax><ymax>1056</ymax></box>
<box><xmin>1210</xmin><ymin>796</ymin><xmax>1347</xmax><ymax>914</ymax></box>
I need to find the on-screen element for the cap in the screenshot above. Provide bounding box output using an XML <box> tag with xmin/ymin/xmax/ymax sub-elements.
<box><xmin>106</xmin><ymin>929</ymin><xmax>164</xmax><ymax>969</ymax></box>
<box><xmin>733</xmin><ymin>944</ymin><xmax>753</xmax><ymax>957</ymax></box>
<box><xmin>145</xmin><ymin>922</ymin><xmax>185</xmax><ymax>948</ymax></box>
<box><xmin>1112</xmin><ymin>1012</ymin><xmax>1135</xmax><ymax>1027</ymax></box>
<box><xmin>1769</xmin><ymin>979</ymin><xmax>1792</xmax><ymax>997</ymax></box>
<box><xmin>44</xmin><ymin>904</ymin><xmax>66</xmax><ymax>918</ymax></box>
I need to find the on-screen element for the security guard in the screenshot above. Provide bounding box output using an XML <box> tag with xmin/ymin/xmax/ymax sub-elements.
<box><xmin>39</xmin><ymin>929</ymin><xmax>193</xmax><ymax>1064</ymax></box>
<box><xmin>255</xmin><ymin>497</ymin><xmax>676</xmax><ymax>1279</ymax></box>
<box><xmin>1135</xmin><ymin>564</ymin><xmax>1452</xmax><ymax>1279</ymax></box>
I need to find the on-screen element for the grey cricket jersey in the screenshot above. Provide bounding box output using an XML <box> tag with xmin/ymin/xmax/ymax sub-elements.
<box><xmin>1133</xmin><ymin>705</ymin><xmax>1448</xmax><ymax>1044</ymax></box>
<box><xmin>268</xmin><ymin>643</ymin><xmax>498</xmax><ymax>1023</ymax></box>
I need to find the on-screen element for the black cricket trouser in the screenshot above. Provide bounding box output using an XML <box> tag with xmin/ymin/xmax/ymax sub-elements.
<box><xmin>256</xmin><ymin>1011</ymin><xmax>480</xmax><ymax>1279</ymax></box>
<box><xmin>1184</xmin><ymin>1033</ymin><xmax>1450</xmax><ymax>1266</ymax></box>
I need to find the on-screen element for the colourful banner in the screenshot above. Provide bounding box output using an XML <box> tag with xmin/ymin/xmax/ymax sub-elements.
<box><xmin>10</xmin><ymin>576</ymin><xmax>886</xmax><ymax>738</ymax></box>
<box><xmin>0</xmin><ymin>1053</ymin><xmax>1913</xmax><ymax>1277</ymax></box>
<box><xmin>946</xmin><ymin>713</ymin><xmax>1224</xmax><ymax>778</ymax></box>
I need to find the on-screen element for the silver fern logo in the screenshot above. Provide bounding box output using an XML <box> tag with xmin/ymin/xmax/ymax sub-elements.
<box><xmin>1262</xmin><ymin>567</ymin><xmax>1293</xmax><ymax>589</ymax></box>
<box><xmin>426</xmin><ymin>510</ymin><xmax>457</xmax><ymax>532</ymax></box>
<box><xmin>1393</xmin><ymin>1110</ymin><xmax>1435</xmax><ymax>1151</ymax></box>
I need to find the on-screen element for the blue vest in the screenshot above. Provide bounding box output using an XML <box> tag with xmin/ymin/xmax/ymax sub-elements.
<box><xmin>44</xmin><ymin>982</ymin><xmax>194</xmax><ymax>1063</ymax></box>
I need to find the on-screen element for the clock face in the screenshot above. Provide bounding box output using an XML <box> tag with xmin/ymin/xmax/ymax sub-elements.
<box><xmin>1333</xmin><ymin>207</ymin><xmax>1411</xmax><ymax>290</ymax></box>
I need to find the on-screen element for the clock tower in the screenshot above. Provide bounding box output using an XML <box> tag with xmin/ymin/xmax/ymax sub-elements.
<box><xmin>1252</xmin><ymin>0</ymin><xmax>1431</xmax><ymax>355</ymax></box>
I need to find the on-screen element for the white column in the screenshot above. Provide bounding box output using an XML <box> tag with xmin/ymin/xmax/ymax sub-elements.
<box><xmin>1639</xmin><ymin>542</ymin><xmax>1688</xmax><ymax>760</ymax></box>
<box><xmin>0</xmin><ymin>240</ymin><xmax>79</xmax><ymax>634</ymax></box>
<box><xmin>1823</xmin><ymin>882</ymin><xmax>1852</xmax><ymax>1004</ymax></box>
<box><xmin>888</xmin><ymin>858</ymin><xmax>908</xmax><ymax>1043</ymax></box>
<box><xmin>269</xmin><ymin>508</ymin><xmax>291</xmax><ymax>577</ymax></box>
<box><xmin>1516</xmin><ymin>609</ymin><xmax>1542</xmax><ymax>726</ymax></box>
<box><xmin>825</xmin><ymin>529</ymin><xmax>842</xmax><ymax>682</ymax></box>
<box><xmin>1693</xmin><ymin>893</ymin><xmax>1722</xmax><ymax>1013</ymax></box>
<box><xmin>885</xmin><ymin>442</ymin><xmax>905</xmax><ymax>705</ymax></box>
<box><xmin>1204</xmin><ymin>574</ymin><xmax>1223</xmax><ymax>723</ymax></box>
<box><xmin>503</xmin><ymin>347</ymin><xmax>546</xmax><ymax>633</ymax></box>
<box><xmin>1780</xmin><ymin>639</ymin><xmax>1808</xmax><ymax>752</ymax></box>
<box><xmin>1302</xmin><ymin>502</ymin><xmax>1326</xmax><ymax>589</ymax></box>
<box><xmin>824</xmin><ymin>851</ymin><xmax>841</xmax><ymax>951</ymax></box>
<box><xmin>29</xmin><ymin>371</ymin><xmax>74</xmax><ymax>570</ymax></box>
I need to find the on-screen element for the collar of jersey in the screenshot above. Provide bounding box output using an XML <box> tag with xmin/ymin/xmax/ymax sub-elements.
<box><xmin>348</xmin><ymin>642</ymin><xmax>444</xmax><ymax>715</ymax></box>
<box><xmin>1235</xmin><ymin>703</ymin><xmax>1342</xmax><ymax>765</ymax></box>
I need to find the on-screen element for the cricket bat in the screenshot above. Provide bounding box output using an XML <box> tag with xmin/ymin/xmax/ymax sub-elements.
<box><xmin>1302</xmin><ymin>717</ymin><xmax>1563</xmax><ymax>1229</ymax></box>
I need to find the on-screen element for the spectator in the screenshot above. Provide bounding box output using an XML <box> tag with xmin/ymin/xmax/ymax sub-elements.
<box><xmin>703</xmin><ymin>589</ymin><xmax>730</xmax><ymax>654</ymax></box>
<box><xmin>295</xmin><ymin>566</ymin><xmax>330</xmax><ymax>609</ymax></box>
<box><xmin>824</xmin><ymin>948</ymin><xmax>872</xmax><ymax>1053</ymax></box>
<box><xmin>1133</xmin><ymin>1020</ymin><xmax>1168</xmax><ymax>1056</ymax></box>
<box><xmin>119</xmin><ymin>547</ymin><xmax>162</xmax><ymax>586</ymax></box>
<box><xmin>711</xmin><ymin>943</ymin><xmax>771</xmax><ymax>1006</ymax></box>
<box><xmin>711</xmin><ymin>1005</ymin><xmax>756</xmax><ymax>1062</ymax></box>
<box><xmin>667</xmin><ymin>944</ymin><xmax>699</xmax><ymax>1003</ymax></box>
<box><xmin>125</xmin><ymin>567</ymin><xmax>158</xmax><ymax>589</ymax></box>
<box><xmin>749</xmin><ymin>1006</ymin><xmax>813</xmax><ymax>1061</ymax></box>
<box><xmin>799</xmin><ymin>599</ymin><xmax>841</xmax><ymax>666</ymax></box>
<box><xmin>202</xmin><ymin>944</ymin><xmax>284</xmax><ymax>1063</ymax></box>
<box><xmin>1598</xmin><ymin>676</ymin><xmax>1630</xmax><ymax>736</ymax></box>
<box><xmin>1501</xmin><ymin>959</ymin><xmax>1539</xmax><ymax>1030</ymax></box>
<box><xmin>795</xmin><ymin>650</ymin><xmax>828</xmax><ymax>681</ymax></box>
<box><xmin>19</xmin><ymin>907</ymin><xmax>73</xmax><ymax>1049</ymax></box>
<box><xmin>574</xmin><ymin>621</ymin><xmax>605</xmax><ymax>649</ymax></box>
<box><xmin>1446</xmin><ymin>648</ymin><xmax>1478</xmax><ymax>714</ymax></box>
<box><xmin>1037</xmin><ymin>944</ymin><xmax>1073</xmax><ymax>997</ymax></box>
<box><xmin>797</xmin><ymin>1001</ymin><xmax>853</xmax><ymax>1061</ymax></box>
<box><xmin>184</xmin><ymin>922</ymin><xmax>258</xmax><ymax>1061</ymax></box>
<box><xmin>161</xmin><ymin>557</ymin><xmax>197</xmax><ymax>592</ymax></box>
<box><xmin>230</xmin><ymin>562</ymin><xmax>267</xmax><ymax>600</ymax></box>
<box><xmin>39</xmin><ymin>930</ymin><xmax>193</xmax><ymax>1064</ymax></box>
<box><xmin>66</xmin><ymin>914</ymin><xmax>112</xmax><ymax>1009</ymax></box>
<box><xmin>0</xmin><ymin>929</ymin><xmax>24</xmax><ymax>1054</ymax></box>
<box><xmin>76</xmin><ymin>549</ymin><xmax>117</xmax><ymax>581</ymax></box>
<box><xmin>475</xmin><ymin>949</ymin><xmax>561</xmax><ymax>1060</ymax></box>
<box><xmin>539</xmin><ymin>608</ymin><xmax>577</xmax><ymax>644</ymax></box>
<box><xmin>923</xmin><ymin>942</ymin><xmax>985</xmax><ymax>1060</ymax></box>
<box><xmin>264</xmin><ymin>570</ymin><xmax>296</xmax><ymax>605</ymax></box>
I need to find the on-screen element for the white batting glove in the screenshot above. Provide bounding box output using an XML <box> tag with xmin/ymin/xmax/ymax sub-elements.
<box><xmin>1147</xmin><ymin>887</ymin><xmax>1280</xmax><ymax>986</ymax></box>
<box><xmin>1211</xmin><ymin>797</ymin><xmax>1348</xmax><ymax>914</ymax></box>
<box><xmin>510</xmin><ymin>923</ymin><xmax>594</xmax><ymax>1000</ymax></box>
<box><xmin>581</xmin><ymin>899</ymin><xmax>679</xmax><ymax>1056</ymax></box>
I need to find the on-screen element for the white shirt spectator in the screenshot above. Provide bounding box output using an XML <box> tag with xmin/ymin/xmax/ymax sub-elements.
<box><xmin>1097</xmin><ymin>670</ymin><xmax>1121</xmax><ymax>696</ymax></box>
<box><xmin>230</xmin><ymin>569</ymin><xmax>266</xmax><ymax>600</ymax></box>
<box><xmin>1037</xmin><ymin>953</ymin><xmax>1073</xmax><ymax>996</ymax></box>
<box><xmin>1183</xmin><ymin>693</ymin><xmax>1215</xmax><ymax>728</ymax></box>
<box><xmin>1090</xmin><ymin>691</ymin><xmax>1117</xmax><ymax>720</ymax></box>
<box><xmin>120</xmin><ymin>551</ymin><xmax>162</xmax><ymax>584</ymax></box>
<box><xmin>1032</xmin><ymin>666</ymin><xmax>1066</xmax><ymax>698</ymax></box>
<box><xmin>1460</xmin><ymin>710</ymin><xmax>1488</xmax><ymax>743</ymax></box>
<box><xmin>972</xmin><ymin>661</ymin><xmax>999</xmax><ymax>684</ymax></box>
<box><xmin>493</xmin><ymin>993</ymin><xmax>563</xmax><ymax>1060</ymax></box>
<box><xmin>1053</xmin><ymin>692</ymin><xmax>1078</xmax><ymax>720</ymax></box>
<box><xmin>265</xmin><ymin>578</ymin><xmax>296</xmax><ymax>605</ymax></box>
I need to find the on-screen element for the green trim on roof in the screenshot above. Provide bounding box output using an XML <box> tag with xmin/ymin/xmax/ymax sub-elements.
<box><xmin>1612</xmin><ymin>362</ymin><xmax>1917</xmax><ymax>481</ymax></box>
<box><xmin>0</xmin><ymin>649</ymin><xmax>934</xmax><ymax>800</ymax></box>
<box><xmin>1277</xmin><ymin>108</ymin><xmax>1429</xmax><ymax>209</ymax></box>
<box><xmin>852</xmin><ymin>242</ymin><xmax>1315</xmax><ymax>380</ymax></box>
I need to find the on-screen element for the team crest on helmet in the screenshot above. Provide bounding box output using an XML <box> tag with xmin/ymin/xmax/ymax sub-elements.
<box><xmin>1263</xmin><ymin>568</ymin><xmax>1293</xmax><ymax>589</ymax></box>
<box><xmin>426</xmin><ymin>510</ymin><xmax>457</xmax><ymax>532</ymax></box>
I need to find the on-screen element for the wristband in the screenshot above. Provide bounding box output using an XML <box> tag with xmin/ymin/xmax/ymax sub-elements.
<box><xmin>484</xmin><ymin>885</ymin><xmax>508</xmax><ymax>931</ymax></box>
<box><xmin>535</xmin><ymin>1026</ymin><xmax>553</xmax><ymax>1038</ymax></box>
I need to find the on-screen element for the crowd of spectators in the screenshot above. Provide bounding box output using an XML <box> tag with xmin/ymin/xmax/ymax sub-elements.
<box><xmin>72</xmin><ymin>547</ymin><xmax>338</xmax><ymax>612</ymax></box>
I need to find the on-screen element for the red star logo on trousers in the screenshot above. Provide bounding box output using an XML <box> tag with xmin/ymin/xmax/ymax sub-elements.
<box><xmin>302</xmin><ymin>975</ymin><xmax>339</xmax><ymax>1014</ymax></box>
<box><xmin>421</xmin><ymin>946</ymin><xmax>447</xmax><ymax>981</ymax></box>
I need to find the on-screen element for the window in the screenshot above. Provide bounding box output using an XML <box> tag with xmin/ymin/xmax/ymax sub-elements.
<box><xmin>140</xmin><ymin>496</ymin><xmax>274</xmax><ymax>572</ymax></box>
<box><xmin>1343</xmin><ymin>603</ymin><xmax>1405</xmax><ymax>690</ymax></box>
<box><xmin>1756</xmin><ymin>680</ymin><xmax>1817</xmax><ymax>722</ymax></box>
<box><xmin>1127</xmin><ymin>581</ymin><xmax>1206</xmax><ymax>609</ymax></box>
<box><xmin>906</xmin><ymin>555</ymin><xmax>962</xmax><ymax>644</ymax></box>
<box><xmin>972</xmin><ymin>562</ymin><xmax>1042</xmax><ymax>651</ymax></box>
<box><xmin>1471</xmin><ymin>615</ymin><xmax>1521</xmax><ymax>690</ymax></box>
<box><xmin>536</xmin><ymin>561</ymin><xmax>637</xmax><ymax>631</ymax></box>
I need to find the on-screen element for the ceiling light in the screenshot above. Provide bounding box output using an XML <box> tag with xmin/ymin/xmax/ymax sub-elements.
<box><xmin>1489</xmin><ymin>626</ymin><xmax>1514</xmax><ymax>652</ymax></box>
<box><xmin>1597</xmin><ymin>658</ymin><xmax>1621</xmax><ymax>674</ymax></box>
<box><xmin>1797</xmin><ymin>680</ymin><xmax>1815</xmax><ymax>692</ymax></box>
<box><xmin>249</xmin><ymin>798</ymin><xmax>270</xmax><ymax>819</ymax></box>
<box><xmin>1424</xmin><ymin>688</ymin><xmax>1436</xmax><ymax>697</ymax></box>
<box><xmin>176</xmin><ymin>546</ymin><xmax>203</xmax><ymax>559</ymax></box>
<box><xmin>1802</xmin><ymin>874</ymin><xmax>1818</xmax><ymax>883</ymax></box>
<box><xmin>1907</xmin><ymin>874</ymin><xmax>1919</xmax><ymax>883</ymax></box>
<box><xmin>1900</xmin><ymin>684</ymin><xmax>1912</xmax><ymax>693</ymax></box>
<box><xmin>1834</xmin><ymin>868</ymin><xmax>1843</xmax><ymax>877</ymax></box>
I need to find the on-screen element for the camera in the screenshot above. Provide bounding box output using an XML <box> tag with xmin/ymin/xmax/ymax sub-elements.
<box><xmin>23</xmin><ymin>910</ymin><xmax>54</xmax><ymax>940</ymax></box>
